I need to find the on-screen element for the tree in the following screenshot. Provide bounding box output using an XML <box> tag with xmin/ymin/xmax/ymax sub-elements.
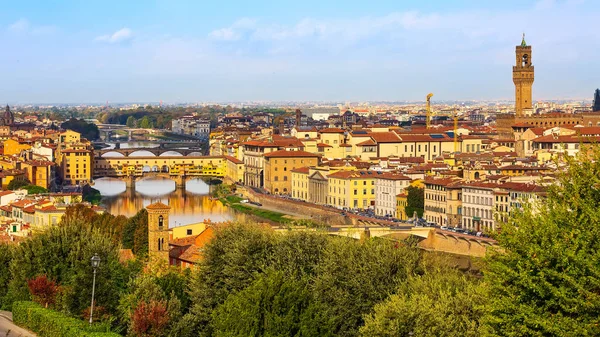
<box><xmin>7</xmin><ymin>178</ymin><xmax>30</xmax><ymax>190</ymax></box>
<box><xmin>23</xmin><ymin>185</ymin><xmax>48</xmax><ymax>195</ymax></box>
<box><xmin>182</xmin><ymin>223</ymin><xmax>276</xmax><ymax>336</ymax></box>
<box><xmin>6</xmin><ymin>218</ymin><xmax>127</xmax><ymax>316</ymax></box>
<box><xmin>484</xmin><ymin>148</ymin><xmax>600</xmax><ymax>336</ymax></box>
<box><xmin>131</xmin><ymin>300</ymin><xmax>170</xmax><ymax>337</ymax></box>
<box><xmin>212</xmin><ymin>270</ymin><xmax>312</xmax><ymax>337</ymax></box>
<box><xmin>126</xmin><ymin>116</ymin><xmax>136</xmax><ymax>128</ymax></box>
<box><xmin>61</xmin><ymin>118</ymin><xmax>100</xmax><ymax>141</ymax></box>
<box><xmin>0</xmin><ymin>243</ymin><xmax>13</xmax><ymax>309</ymax></box>
<box><xmin>405</xmin><ymin>186</ymin><xmax>424</xmax><ymax>218</ymax></box>
<box><xmin>360</xmin><ymin>270</ymin><xmax>486</xmax><ymax>337</ymax></box>
<box><xmin>302</xmin><ymin>237</ymin><xmax>422</xmax><ymax>336</ymax></box>
<box><xmin>140</xmin><ymin>116</ymin><xmax>151</xmax><ymax>129</ymax></box>
<box><xmin>27</xmin><ymin>275</ymin><xmax>58</xmax><ymax>308</ymax></box>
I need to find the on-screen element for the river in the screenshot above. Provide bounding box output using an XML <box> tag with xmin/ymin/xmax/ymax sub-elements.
<box><xmin>94</xmin><ymin>141</ymin><xmax>236</xmax><ymax>227</ymax></box>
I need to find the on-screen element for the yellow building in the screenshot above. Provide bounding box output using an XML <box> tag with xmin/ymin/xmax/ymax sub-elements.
<box><xmin>263</xmin><ymin>150</ymin><xmax>320</xmax><ymax>195</ymax></box>
<box><xmin>327</xmin><ymin>170</ymin><xmax>376</xmax><ymax>210</ymax></box>
<box><xmin>291</xmin><ymin>167</ymin><xmax>310</xmax><ymax>201</ymax></box>
<box><xmin>61</xmin><ymin>149</ymin><xmax>92</xmax><ymax>186</ymax></box>
<box><xmin>59</xmin><ymin>130</ymin><xmax>82</xmax><ymax>144</ymax></box>
<box><xmin>21</xmin><ymin>160</ymin><xmax>54</xmax><ymax>189</ymax></box>
<box><xmin>224</xmin><ymin>155</ymin><xmax>245</xmax><ymax>184</ymax></box>
<box><xmin>396</xmin><ymin>192</ymin><xmax>408</xmax><ymax>220</ymax></box>
<box><xmin>3</xmin><ymin>139</ymin><xmax>31</xmax><ymax>156</ymax></box>
<box><xmin>170</xmin><ymin>222</ymin><xmax>208</xmax><ymax>240</ymax></box>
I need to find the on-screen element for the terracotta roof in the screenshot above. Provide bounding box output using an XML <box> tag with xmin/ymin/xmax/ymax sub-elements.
<box><xmin>368</xmin><ymin>132</ymin><xmax>401</xmax><ymax>143</ymax></box>
<box><xmin>291</xmin><ymin>167</ymin><xmax>310</xmax><ymax>174</ymax></box>
<box><xmin>357</xmin><ymin>139</ymin><xmax>376</xmax><ymax>146</ymax></box>
<box><xmin>424</xmin><ymin>177</ymin><xmax>461</xmax><ymax>187</ymax></box>
<box><xmin>264</xmin><ymin>150</ymin><xmax>320</xmax><ymax>158</ymax></box>
<box><xmin>319</xmin><ymin>128</ymin><xmax>345</xmax><ymax>133</ymax></box>
<box><xmin>399</xmin><ymin>134</ymin><xmax>453</xmax><ymax>142</ymax></box>
<box><xmin>146</xmin><ymin>202</ymin><xmax>171</xmax><ymax>210</ymax></box>
<box><xmin>533</xmin><ymin>135</ymin><xmax>600</xmax><ymax>143</ymax></box>
<box><xmin>327</xmin><ymin>170</ymin><xmax>378</xmax><ymax>179</ymax></box>
<box><xmin>0</xmin><ymin>191</ymin><xmax>15</xmax><ymax>197</ymax></box>
<box><xmin>376</xmin><ymin>172</ymin><xmax>412</xmax><ymax>180</ymax></box>
<box><xmin>317</xmin><ymin>143</ymin><xmax>332</xmax><ymax>148</ymax></box>
<box><xmin>224</xmin><ymin>155</ymin><xmax>243</xmax><ymax>164</ymax></box>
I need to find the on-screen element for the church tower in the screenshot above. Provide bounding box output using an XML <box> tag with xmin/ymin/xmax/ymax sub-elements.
<box><xmin>513</xmin><ymin>34</ymin><xmax>534</xmax><ymax>117</ymax></box>
<box><xmin>146</xmin><ymin>202</ymin><xmax>171</xmax><ymax>265</ymax></box>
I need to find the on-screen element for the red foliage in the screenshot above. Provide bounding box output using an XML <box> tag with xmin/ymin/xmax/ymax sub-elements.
<box><xmin>131</xmin><ymin>300</ymin><xmax>170</xmax><ymax>337</ymax></box>
<box><xmin>27</xmin><ymin>275</ymin><xmax>57</xmax><ymax>308</ymax></box>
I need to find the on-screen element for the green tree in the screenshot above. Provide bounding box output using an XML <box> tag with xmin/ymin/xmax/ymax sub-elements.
<box><xmin>360</xmin><ymin>269</ymin><xmax>486</xmax><ymax>337</ymax></box>
<box><xmin>61</xmin><ymin>118</ymin><xmax>100</xmax><ymax>141</ymax></box>
<box><xmin>303</xmin><ymin>237</ymin><xmax>422</xmax><ymax>336</ymax></box>
<box><xmin>405</xmin><ymin>186</ymin><xmax>424</xmax><ymax>218</ymax></box>
<box><xmin>126</xmin><ymin>116</ymin><xmax>136</xmax><ymax>128</ymax></box>
<box><xmin>0</xmin><ymin>243</ymin><xmax>13</xmax><ymax>309</ymax></box>
<box><xmin>6</xmin><ymin>219</ymin><xmax>127</xmax><ymax>316</ymax></box>
<box><xmin>7</xmin><ymin>178</ymin><xmax>30</xmax><ymax>190</ymax></box>
<box><xmin>182</xmin><ymin>223</ymin><xmax>276</xmax><ymax>336</ymax></box>
<box><xmin>484</xmin><ymin>148</ymin><xmax>600</xmax><ymax>336</ymax></box>
<box><xmin>212</xmin><ymin>270</ymin><xmax>312</xmax><ymax>337</ymax></box>
<box><xmin>140</xmin><ymin>116</ymin><xmax>151</xmax><ymax>129</ymax></box>
<box><xmin>23</xmin><ymin>185</ymin><xmax>48</xmax><ymax>195</ymax></box>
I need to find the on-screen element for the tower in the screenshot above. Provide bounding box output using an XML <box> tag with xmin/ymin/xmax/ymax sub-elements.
<box><xmin>513</xmin><ymin>34</ymin><xmax>534</xmax><ymax>117</ymax></box>
<box><xmin>593</xmin><ymin>89</ymin><xmax>600</xmax><ymax>112</ymax></box>
<box><xmin>146</xmin><ymin>202</ymin><xmax>171</xmax><ymax>265</ymax></box>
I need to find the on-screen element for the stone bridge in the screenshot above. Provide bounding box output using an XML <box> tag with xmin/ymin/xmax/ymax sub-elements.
<box><xmin>96</xmin><ymin>147</ymin><xmax>205</xmax><ymax>157</ymax></box>
<box><xmin>275</xmin><ymin>226</ymin><xmax>497</xmax><ymax>257</ymax></box>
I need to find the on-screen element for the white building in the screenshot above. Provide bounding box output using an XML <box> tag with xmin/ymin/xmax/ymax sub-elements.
<box><xmin>461</xmin><ymin>183</ymin><xmax>497</xmax><ymax>232</ymax></box>
<box><xmin>374</xmin><ymin>173</ymin><xmax>411</xmax><ymax>217</ymax></box>
<box><xmin>172</xmin><ymin>116</ymin><xmax>211</xmax><ymax>139</ymax></box>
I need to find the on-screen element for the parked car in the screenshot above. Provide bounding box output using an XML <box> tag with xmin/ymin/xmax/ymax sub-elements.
<box><xmin>240</xmin><ymin>199</ymin><xmax>249</xmax><ymax>203</ymax></box>
<box><xmin>440</xmin><ymin>226</ymin><xmax>449</xmax><ymax>231</ymax></box>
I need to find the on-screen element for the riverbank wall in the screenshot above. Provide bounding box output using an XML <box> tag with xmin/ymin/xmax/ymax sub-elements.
<box><xmin>244</xmin><ymin>188</ymin><xmax>349</xmax><ymax>226</ymax></box>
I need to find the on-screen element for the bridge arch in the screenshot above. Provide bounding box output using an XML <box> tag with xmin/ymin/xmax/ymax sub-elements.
<box><xmin>101</xmin><ymin>151</ymin><xmax>125</xmax><ymax>157</ymax></box>
<box><xmin>186</xmin><ymin>151</ymin><xmax>203</xmax><ymax>156</ymax></box>
<box><xmin>159</xmin><ymin>151</ymin><xmax>184</xmax><ymax>157</ymax></box>
<box><xmin>129</xmin><ymin>150</ymin><xmax>157</xmax><ymax>157</ymax></box>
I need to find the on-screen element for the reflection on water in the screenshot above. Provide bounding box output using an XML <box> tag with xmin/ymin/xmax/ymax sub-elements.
<box><xmin>94</xmin><ymin>177</ymin><xmax>235</xmax><ymax>227</ymax></box>
<box><xmin>103</xmin><ymin>142</ymin><xmax>161</xmax><ymax>149</ymax></box>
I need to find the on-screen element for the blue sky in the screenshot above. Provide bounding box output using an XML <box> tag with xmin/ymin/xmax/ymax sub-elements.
<box><xmin>0</xmin><ymin>0</ymin><xmax>598</xmax><ymax>104</ymax></box>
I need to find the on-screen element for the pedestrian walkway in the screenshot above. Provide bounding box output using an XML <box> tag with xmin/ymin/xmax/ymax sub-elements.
<box><xmin>0</xmin><ymin>311</ymin><xmax>37</xmax><ymax>337</ymax></box>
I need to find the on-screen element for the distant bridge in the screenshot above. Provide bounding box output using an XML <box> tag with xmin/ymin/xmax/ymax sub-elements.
<box><xmin>96</xmin><ymin>147</ymin><xmax>204</xmax><ymax>157</ymax></box>
<box><xmin>94</xmin><ymin>155</ymin><xmax>226</xmax><ymax>189</ymax></box>
<box><xmin>275</xmin><ymin>226</ymin><xmax>497</xmax><ymax>258</ymax></box>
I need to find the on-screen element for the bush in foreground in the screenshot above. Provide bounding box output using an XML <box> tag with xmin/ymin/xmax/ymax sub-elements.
<box><xmin>13</xmin><ymin>301</ymin><xmax>121</xmax><ymax>337</ymax></box>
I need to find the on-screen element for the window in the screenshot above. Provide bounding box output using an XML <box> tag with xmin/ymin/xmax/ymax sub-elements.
<box><xmin>187</xmin><ymin>229</ymin><xmax>192</xmax><ymax>235</ymax></box>
<box><xmin>274</xmin><ymin>176</ymin><xmax>279</xmax><ymax>181</ymax></box>
<box><xmin>158</xmin><ymin>215</ymin><xmax>164</xmax><ymax>229</ymax></box>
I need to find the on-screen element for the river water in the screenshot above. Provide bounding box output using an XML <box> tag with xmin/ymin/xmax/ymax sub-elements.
<box><xmin>94</xmin><ymin>141</ymin><xmax>236</xmax><ymax>227</ymax></box>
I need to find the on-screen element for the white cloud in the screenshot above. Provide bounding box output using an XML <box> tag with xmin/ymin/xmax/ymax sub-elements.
<box><xmin>208</xmin><ymin>18</ymin><xmax>257</xmax><ymax>41</ymax></box>
<box><xmin>8</xmin><ymin>18</ymin><xmax>29</xmax><ymax>32</ymax></box>
<box><xmin>96</xmin><ymin>28</ymin><xmax>133</xmax><ymax>43</ymax></box>
<box><xmin>209</xmin><ymin>28</ymin><xmax>240</xmax><ymax>41</ymax></box>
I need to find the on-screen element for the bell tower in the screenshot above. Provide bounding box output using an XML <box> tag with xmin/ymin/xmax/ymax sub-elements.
<box><xmin>513</xmin><ymin>34</ymin><xmax>534</xmax><ymax>117</ymax></box>
<box><xmin>146</xmin><ymin>202</ymin><xmax>171</xmax><ymax>265</ymax></box>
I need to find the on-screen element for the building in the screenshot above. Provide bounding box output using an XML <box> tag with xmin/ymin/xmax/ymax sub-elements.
<box><xmin>60</xmin><ymin>149</ymin><xmax>92</xmax><ymax>186</ymax></box>
<box><xmin>0</xmin><ymin>105</ymin><xmax>14</xmax><ymax>126</ymax></box>
<box><xmin>513</xmin><ymin>34</ymin><xmax>534</xmax><ymax>117</ymax></box>
<box><xmin>327</xmin><ymin>170</ymin><xmax>377</xmax><ymax>210</ymax></box>
<box><xmin>147</xmin><ymin>202</ymin><xmax>171</xmax><ymax>265</ymax></box>
<box><xmin>396</xmin><ymin>193</ymin><xmax>408</xmax><ymax>220</ymax></box>
<box><xmin>594</xmin><ymin>89</ymin><xmax>600</xmax><ymax>112</ymax></box>
<box><xmin>172</xmin><ymin>116</ymin><xmax>211</xmax><ymax>139</ymax></box>
<box><xmin>424</xmin><ymin>177</ymin><xmax>462</xmax><ymax>227</ymax></box>
<box><xmin>263</xmin><ymin>150</ymin><xmax>320</xmax><ymax>195</ymax></box>
<box><xmin>224</xmin><ymin>155</ymin><xmax>244</xmax><ymax>184</ymax></box>
<box><xmin>461</xmin><ymin>182</ymin><xmax>497</xmax><ymax>232</ymax></box>
<box><xmin>374</xmin><ymin>173</ymin><xmax>411</xmax><ymax>217</ymax></box>
<box><xmin>291</xmin><ymin>167</ymin><xmax>310</xmax><ymax>201</ymax></box>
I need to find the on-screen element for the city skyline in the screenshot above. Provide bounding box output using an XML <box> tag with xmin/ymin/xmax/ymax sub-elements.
<box><xmin>1</xmin><ymin>0</ymin><xmax>598</xmax><ymax>104</ymax></box>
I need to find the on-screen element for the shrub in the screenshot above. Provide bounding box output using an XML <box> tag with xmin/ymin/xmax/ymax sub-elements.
<box><xmin>13</xmin><ymin>301</ymin><xmax>121</xmax><ymax>337</ymax></box>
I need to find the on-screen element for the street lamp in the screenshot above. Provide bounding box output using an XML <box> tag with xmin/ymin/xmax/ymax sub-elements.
<box><xmin>89</xmin><ymin>254</ymin><xmax>101</xmax><ymax>325</ymax></box>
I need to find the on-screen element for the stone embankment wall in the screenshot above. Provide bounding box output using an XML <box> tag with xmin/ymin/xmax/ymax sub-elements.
<box><xmin>244</xmin><ymin>188</ymin><xmax>349</xmax><ymax>226</ymax></box>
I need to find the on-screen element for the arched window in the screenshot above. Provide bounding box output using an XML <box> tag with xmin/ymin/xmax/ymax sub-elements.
<box><xmin>158</xmin><ymin>238</ymin><xmax>162</xmax><ymax>251</ymax></box>
<box><xmin>158</xmin><ymin>215</ymin><xmax>164</xmax><ymax>229</ymax></box>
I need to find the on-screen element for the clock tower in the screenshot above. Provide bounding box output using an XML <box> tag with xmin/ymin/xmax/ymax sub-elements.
<box><xmin>513</xmin><ymin>34</ymin><xmax>534</xmax><ymax>117</ymax></box>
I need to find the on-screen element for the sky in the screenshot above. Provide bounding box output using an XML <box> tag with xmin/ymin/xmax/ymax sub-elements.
<box><xmin>0</xmin><ymin>0</ymin><xmax>598</xmax><ymax>104</ymax></box>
